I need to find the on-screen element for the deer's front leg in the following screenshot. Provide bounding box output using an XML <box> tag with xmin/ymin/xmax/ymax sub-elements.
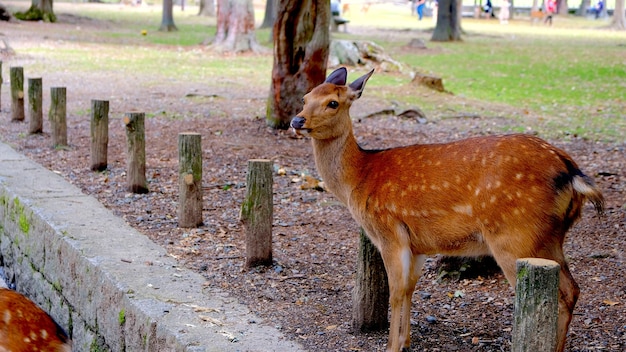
<box><xmin>380</xmin><ymin>243</ymin><xmax>421</xmax><ymax>352</ymax></box>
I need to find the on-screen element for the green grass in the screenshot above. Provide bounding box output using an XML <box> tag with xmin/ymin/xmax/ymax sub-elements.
<box><xmin>8</xmin><ymin>1</ymin><xmax>625</xmax><ymax>141</ymax></box>
<box><xmin>392</xmin><ymin>22</ymin><xmax>625</xmax><ymax>140</ymax></box>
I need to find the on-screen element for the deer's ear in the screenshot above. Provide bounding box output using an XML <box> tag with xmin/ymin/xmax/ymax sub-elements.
<box><xmin>348</xmin><ymin>69</ymin><xmax>374</xmax><ymax>99</ymax></box>
<box><xmin>325</xmin><ymin>67</ymin><xmax>347</xmax><ymax>85</ymax></box>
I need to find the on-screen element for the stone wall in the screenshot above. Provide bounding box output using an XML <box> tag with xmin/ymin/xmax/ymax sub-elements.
<box><xmin>0</xmin><ymin>141</ymin><xmax>303</xmax><ymax>352</ymax></box>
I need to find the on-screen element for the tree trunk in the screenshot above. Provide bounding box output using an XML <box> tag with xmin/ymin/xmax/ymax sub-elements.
<box><xmin>212</xmin><ymin>0</ymin><xmax>263</xmax><ymax>53</ymax></box>
<box><xmin>576</xmin><ymin>0</ymin><xmax>590</xmax><ymax>15</ymax></box>
<box><xmin>261</xmin><ymin>0</ymin><xmax>278</xmax><ymax>28</ymax></box>
<box><xmin>15</xmin><ymin>0</ymin><xmax>56</xmax><ymax>22</ymax></box>
<box><xmin>510</xmin><ymin>0</ymin><xmax>515</xmax><ymax>20</ymax></box>
<box><xmin>160</xmin><ymin>0</ymin><xmax>178</xmax><ymax>32</ymax></box>
<box><xmin>198</xmin><ymin>0</ymin><xmax>216</xmax><ymax>16</ymax></box>
<box><xmin>612</xmin><ymin>0</ymin><xmax>626</xmax><ymax>29</ymax></box>
<box><xmin>352</xmin><ymin>229</ymin><xmax>389</xmax><ymax>332</ymax></box>
<box><xmin>28</xmin><ymin>77</ymin><xmax>43</xmax><ymax>134</ymax></box>
<box><xmin>266</xmin><ymin>0</ymin><xmax>330</xmax><ymax>129</ymax></box>
<box><xmin>557</xmin><ymin>0</ymin><xmax>569</xmax><ymax>14</ymax></box>
<box><xmin>178</xmin><ymin>133</ymin><xmax>203</xmax><ymax>228</ymax></box>
<box><xmin>432</xmin><ymin>0</ymin><xmax>462</xmax><ymax>41</ymax></box>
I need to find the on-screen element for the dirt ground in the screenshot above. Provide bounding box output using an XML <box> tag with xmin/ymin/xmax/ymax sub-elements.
<box><xmin>1</xmin><ymin>8</ymin><xmax>625</xmax><ymax>352</ymax></box>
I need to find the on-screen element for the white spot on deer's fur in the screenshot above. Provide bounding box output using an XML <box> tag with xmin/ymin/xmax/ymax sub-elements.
<box><xmin>490</xmin><ymin>195</ymin><xmax>497</xmax><ymax>203</ymax></box>
<box><xmin>515</xmin><ymin>173</ymin><xmax>523</xmax><ymax>180</ymax></box>
<box><xmin>40</xmin><ymin>329</ymin><xmax>49</xmax><ymax>339</ymax></box>
<box><xmin>453</xmin><ymin>204</ymin><xmax>473</xmax><ymax>216</ymax></box>
<box><xmin>475</xmin><ymin>188</ymin><xmax>481</xmax><ymax>196</ymax></box>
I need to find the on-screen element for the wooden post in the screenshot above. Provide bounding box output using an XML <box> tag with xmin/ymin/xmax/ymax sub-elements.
<box><xmin>10</xmin><ymin>66</ymin><xmax>25</xmax><ymax>122</ymax></box>
<box><xmin>124</xmin><ymin>112</ymin><xmax>149</xmax><ymax>194</ymax></box>
<box><xmin>352</xmin><ymin>229</ymin><xmax>389</xmax><ymax>332</ymax></box>
<box><xmin>49</xmin><ymin>87</ymin><xmax>68</xmax><ymax>147</ymax></box>
<box><xmin>240</xmin><ymin>159</ymin><xmax>273</xmax><ymax>268</ymax></box>
<box><xmin>90</xmin><ymin>100</ymin><xmax>109</xmax><ymax>171</ymax></box>
<box><xmin>28</xmin><ymin>78</ymin><xmax>43</xmax><ymax>134</ymax></box>
<box><xmin>178</xmin><ymin>132</ymin><xmax>203</xmax><ymax>228</ymax></box>
<box><xmin>513</xmin><ymin>258</ymin><xmax>560</xmax><ymax>352</ymax></box>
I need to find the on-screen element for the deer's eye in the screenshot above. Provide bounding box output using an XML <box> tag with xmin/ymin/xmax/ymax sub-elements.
<box><xmin>327</xmin><ymin>101</ymin><xmax>339</xmax><ymax>109</ymax></box>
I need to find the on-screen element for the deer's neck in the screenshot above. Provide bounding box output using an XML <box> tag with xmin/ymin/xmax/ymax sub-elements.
<box><xmin>311</xmin><ymin>131</ymin><xmax>365</xmax><ymax>205</ymax></box>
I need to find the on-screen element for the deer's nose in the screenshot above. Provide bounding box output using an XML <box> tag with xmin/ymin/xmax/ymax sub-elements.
<box><xmin>290</xmin><ymin>116</ymin><xmax>306</xmax><ymax>129</ymax></box>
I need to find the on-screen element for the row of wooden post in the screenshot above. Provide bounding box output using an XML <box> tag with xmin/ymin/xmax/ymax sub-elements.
<box><xmin>1</xmin><ymin>63</ymin><xmax>202</xmax><ymax>227</ymax></box>
<box><xmin>4</xmin><ymin>65</ymin><xmax>68</xmax><ymax>146</ymax></box>
<box><xmin>1</xmin><ymin>62</ymin><xmax>559</xmax><ymax>351</ymax></box>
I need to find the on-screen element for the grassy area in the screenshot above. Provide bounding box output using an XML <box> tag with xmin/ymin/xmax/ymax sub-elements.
<box><xmin>5</xmin><ymin>0</ymin><xmax>625</xmax><ymax>141</ymax></box>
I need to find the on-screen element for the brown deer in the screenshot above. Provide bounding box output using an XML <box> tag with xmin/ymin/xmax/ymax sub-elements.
<box><xmin>0</xmin><ymin>288</ymin><xmax>72</xmax><ymax>352</ymax></box>
<box><xmin>290</xmin><ymin>67</ymin><xmax>604</xmax><ymax>352</ymax></box>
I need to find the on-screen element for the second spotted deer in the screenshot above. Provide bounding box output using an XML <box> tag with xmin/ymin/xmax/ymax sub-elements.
<box><xmin>290</xmin><ymin>67</ymin><xmax>604</xmax><ymax>352</ymax></box>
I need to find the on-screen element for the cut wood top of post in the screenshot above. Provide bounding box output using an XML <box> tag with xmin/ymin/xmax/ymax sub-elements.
<box><xmin>179</xmin><ymin>132</ymin><xmax>201</xmax><ymax>136</ymax></box>
<box><xmin>517</xmin><ymin>258</ymin><xmax>560</xmax><ymax>268</ymax></box>
<box><xmin>183</xmin><ymin>173</ymin><xmax>194</xmax><ymax>185</ymax></box>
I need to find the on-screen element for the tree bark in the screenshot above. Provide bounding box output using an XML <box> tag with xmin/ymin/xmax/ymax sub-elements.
<box><xmin>432</xmin><ymin>0</ymin><xmax>462</xmax><ymax>41</ymax></box>
<box><xmin>49</xmin><ymin>87</ymin><xmax>67</xmax><ymax>148</ymax></box>
<box><xmin>557</xmin><ymin>0</ymin><xmax>569</xmax><ymax>14</ymax></box>
<box><xmin>352</xmin><ymin>229</ymin><xmax>389</xmax><ymax>332</ymax></box>
<box><xmin>198</xmin><ymin>0</ymin><xmax>216</xmax><ymax>16</ymax></box>
<box><xmin>178</xmin><ymin>133</ymin><xmax>203</xmax><ymax>228</ymax></box>
<box><xmin>612</xmin><ymin>0</ymin><xmax>626</xmax><ymax>29</ymax></box>
<box><xmin>512</xmin><ymin>258</ymin><xmax>560</xmax><ymax>352</ymax></box>
<box><xmin>160</xmin><ymin>0</ymin><xmax>178</xmax><ymax>31</ymax></box>
<box><xmin>10</xmin><ymin>66</ymin><xmax>25</xmax><ymax>122</ymax></box>
<box><xmin>260</xmin><ymin>0</ymin><xmax>278</xmax><ymax>28</ymax></box>
<box><xmin>90</xmin><ymin>100</ymin><xmax>109</xmax><ymax>171</ymax></box>
<box><xmin>15</xmin><ymin>0</ymin><xmax>56</xmax><ymax>22</ymax></box>
<box><xmin>241</xmin><ymin>159</ymin><xmax>273</xmax><ymax>268</ymax></box>
<box><xmin>124</xmin><ymin>112</ymin><xmax>149</xmax><ymax>194</ymax></box>
<box><xmin>28</xmin><ymin>77</ymin><xmax>43</xmax><ymax>134</ymax></box>
<box><xmin>266</xmin><ymin>0</ymin><xmax>330</xmax><ymax>129</ymax></box>
<box><xmin>212</xmin><ymin>0</ymin><xmax>263</xmax><ymax>53</ymax></box>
